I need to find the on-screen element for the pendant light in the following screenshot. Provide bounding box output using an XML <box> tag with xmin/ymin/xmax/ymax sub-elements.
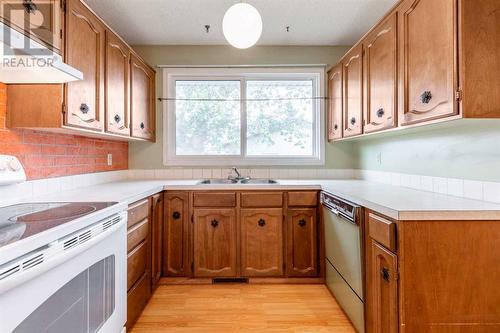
<box><xmin>222</xmin><ymin>2</ymin><xmax>263</xmax><ymax>49</ymax></box>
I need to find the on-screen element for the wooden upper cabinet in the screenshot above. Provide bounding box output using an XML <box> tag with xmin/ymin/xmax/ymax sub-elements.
<box><xmin>343</xmin><ymin>44</ymin><xmax>363</xmax><ymax>137</ymax></box>
<box><xmin>1</xmin><ymin>0</ymin><xmax>62</xmax><ymax>52</ymax></box>
<box><xmin>163</xmin><ymin>192</ymin><xmax>189</xmax><ymax>277</ymax></box>
<box><xmin>130</xmin><ymin>54</ymin><xmax>155</xmax><ymax>141</ymax></box>
<box><xmin>367</xmin><ymin>241</ymin><xmax>398</xmax><ymax>333</ymax></box>
<box><xmin>327</xmin><ymin>64</ymin><xmax>343</xmax><ymax>141</ymax></box>
<box><xmin>286</xmin><ymin>208</ymin><xmax>317</xmax><ymax>277</ymax></box>
<box><xmin>240</xmin><ymin>209</ymin><xmax>283</xmax><ymax>277</ymax></box>
<box><xmin>398</xmin><ymin>0</ymin><xmax>458</xmax><ymax>126</ymax></box>
<box><xmin>64</xmin><ymin>0</ymin><xmax>105</xmax><ymax>131</ymax></box>
<box><xmin>193</xmin><ymin>208</ymin><xmax>237</xmax><ymax>277</ymax></box>
<box><xmin>364</xmin><ymin>13</ymin><xmax>398</xmax><ymax>133</ymax></box>
<box><xmin>105</xmin><ymin>30</ymin><xmax>130</xmax><ymax>136</ymax></box>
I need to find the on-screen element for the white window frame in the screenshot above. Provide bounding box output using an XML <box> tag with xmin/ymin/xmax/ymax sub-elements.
<box><xmin>162</xmin><ymin>66</ymin><xmax>325</xmax><ymax>166</ymax></box>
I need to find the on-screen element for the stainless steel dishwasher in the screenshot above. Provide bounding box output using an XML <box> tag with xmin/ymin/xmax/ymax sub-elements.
<box><xmin>321</xmin><ymin>191</ymin><xmax>364</xmax><ymax>332</ymax></box>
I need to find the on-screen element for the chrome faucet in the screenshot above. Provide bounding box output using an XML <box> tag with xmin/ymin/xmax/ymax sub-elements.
<box><xmin>228</xmin><ymin>167</ymin><xmax>248</xmax><ymax>181</ymax></box>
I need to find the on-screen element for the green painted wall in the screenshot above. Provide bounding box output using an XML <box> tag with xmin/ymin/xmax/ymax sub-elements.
<box><xmin>129</xmin><ymin>45</ymin><xmax>356</xmax><ymax>169</ymax></box>
<box><xmin>351</xmin><ymin>120</ymin><xmax>500</xmax><ymax>182</ymax></box>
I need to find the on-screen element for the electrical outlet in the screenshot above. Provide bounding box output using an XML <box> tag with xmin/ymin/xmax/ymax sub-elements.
<box><xmin>107</xmin><ymin>154</ymin><xmax>113</xmax><ymax>166</ymax></box>
<box><xmin>376</xmin><ymin>152</ymin><xmax>382</xmax><ymax>165</ymax></box>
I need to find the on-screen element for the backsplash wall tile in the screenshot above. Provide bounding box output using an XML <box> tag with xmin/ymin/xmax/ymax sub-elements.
<box><xmin>0</xmin><ymin>83</ymin><xmax>129</xmax><ymax>180</ymax></box>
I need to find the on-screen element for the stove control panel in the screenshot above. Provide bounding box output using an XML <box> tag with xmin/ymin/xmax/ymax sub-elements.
<box><xmin>0</xmin><ymin>155</ymin><xmax>26</xmax><ymax>186</ymax></box>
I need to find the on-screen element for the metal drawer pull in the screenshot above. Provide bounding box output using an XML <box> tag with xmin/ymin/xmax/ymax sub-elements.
<box><xmin>350</xmin><ymin>117</ymin><xmax>356</xmax><ymax>125</ymax></box>
<box><xmin>376</xmin><ymin>108</ymin><xmax>385</xmax><ymax>117</ymax></box>
<box><xmin>211</xmin><ymin>219</ymin><xmax>219</xmax><ymax>228</ymax></box>
<box><xmin>80</xmin><ymin>103</ymin><xmax>89</xmax><ymax>114</ymax></box>
<box><xmin>381</xmin><ymin>267</ymin><xmax>390</xmax><ymax>282</ymax></box>
<box><xmin>420</xmin><ymin>91</ymin><xmax>432</xmax><ymax>104</ymax></box>
<box><xmin>298</xmin><ymin>219</ymin><xmax>307</xmax><ymax>227</ymax></box>
<box><xmin>258</xmin><ymin>219</ymin><xmax>266</xmax><ymax>227</ymax></box>
<box><xmin>172</xmin><ymin>211</ymin><xmax>181</xmax><ymax>220</ymax></box>
<box><xmin>23</xmin><ymin>0</ymin><xmax>38</xmax><ymax>14</ymax></box>
<box><xmin>114</xmin><ymin>114</ymin><xmax>121</xmax><ymax>123</ymax></box>
<box><xmin>140</xmin><ymin>122</ymin><xmax>145</xmax><ymax>129</ymax></box>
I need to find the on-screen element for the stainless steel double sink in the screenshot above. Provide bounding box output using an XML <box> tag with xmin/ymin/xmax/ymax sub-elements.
<box><xmin>197</xmin><ymin>179</ymin><xmax>278</xmax><ymax>185</ymax></box>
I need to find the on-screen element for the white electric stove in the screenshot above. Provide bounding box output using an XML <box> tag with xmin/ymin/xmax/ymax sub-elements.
<box><xmin>0</xmin><ymin>155</ymin><xmax>128</xmax><ymax>333</ymax></box>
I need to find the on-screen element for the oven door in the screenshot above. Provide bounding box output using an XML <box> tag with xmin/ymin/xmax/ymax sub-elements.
<box><xmin>0</xmin><ymin>213</ymin><xmax>127</xmax><ymax>333</ymax></box>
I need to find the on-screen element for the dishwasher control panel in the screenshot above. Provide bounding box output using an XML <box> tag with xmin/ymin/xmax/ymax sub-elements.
<box><xmin>321</xmin><ymin>192</ymin><xmax>359</xmax><ymax>222</ymax></box>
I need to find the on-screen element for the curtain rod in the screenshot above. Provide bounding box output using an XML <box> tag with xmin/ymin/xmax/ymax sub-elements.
<box><xmin>156</xmin><ymin>64</ymin><xmax>327</xmax><ymax>69</ymax></box>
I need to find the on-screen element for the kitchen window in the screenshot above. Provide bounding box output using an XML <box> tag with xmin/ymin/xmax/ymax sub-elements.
<box><xmin>162</xmin><ymin>67</ymin><xmax>325</xmax><ymax>166</ymax></box>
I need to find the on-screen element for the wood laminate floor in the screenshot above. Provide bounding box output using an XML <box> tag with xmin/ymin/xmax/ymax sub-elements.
<box><xmin>130</xmin><ymin>284</ymin><xmax>356</xmax><ymax>333</ymax></box>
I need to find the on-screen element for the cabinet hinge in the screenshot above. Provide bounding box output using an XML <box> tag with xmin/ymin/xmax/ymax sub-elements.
<box><xmin>61</xmin><ymin>104</ymin><xmax>67</xmax><ymax>114</ymax></box>
<box><xmin>455</xmin><ymin>89</ymin><xmax>462</xmax><ymax>101</ymax></box>
<box><xmin>191</xmin><ymin>214</ymin><xmax>194</xmax><ymax>223</ymax></box>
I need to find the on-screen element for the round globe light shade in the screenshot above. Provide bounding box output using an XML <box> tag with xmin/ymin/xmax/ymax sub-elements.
<box><xmin>222</xmin><ymin>3</ymin><xmax>263</xmax><ymax>49</ymax></box>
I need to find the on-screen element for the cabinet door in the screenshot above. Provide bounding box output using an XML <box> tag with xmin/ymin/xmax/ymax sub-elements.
<box><xmin>163</xmin><ymin>192</ymin><xmax>189</xmax><ymax>277</ymax></box>
<box><xmin>241</xmin><ymin>208</ymin><xmax>283</xmax><ymax>277</ymax></box>
<box><xmin>193</xmin><ymin>208</ymin><xmax>237</xmax><ymax>277</ymax></box>
<box><xmin>364</xmin><ymin>13</ymin><xmax>397</xmax><ymax>133</ymax></box>
<box><xmin>64</xmin><ymin>0</ymin><xmax>105</xmax><ymax>131</ymax></box>
<box><xmin>150</xmin><ymin>193</ymin><xmax>163</xmax><ymax>290</ymax></box>
<box><xmin>105</xmin><ymin>30</ymin><xmax>130</xmax><ymax>136</ymax></box>
<box><xmin>398</xmin><ymin>0</ymin><xmax>458</xmax><ymax>126</ymax></box>
<box><xmin>343</xmin><ymin>44</ymin><xmax>363</xmax><ymax>137</ymax></box>
<box><xmin>286</xmin><ymin>208</ymin><xmax>317</xmax><ymax>277</ymax></box>
<box><xmin>327</xmin><ymin>64</ymin><xmax>343</xmax><ymax>141</ymax></box>
<box><xmin>367</xmin><ymin>241</ymin><xmax>398</xmax><ymax>333</ymax></box>
<box><xmin>130</xmin><ymin>54</ymin><xmax>155</xmax><ymax>141</ymax></box>
<box><xmin>1</xmin><ymin>0</ymin><xmax>62</xmax><ymax>52</ymax></box>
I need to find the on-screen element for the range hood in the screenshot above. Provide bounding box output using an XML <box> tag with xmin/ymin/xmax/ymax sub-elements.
<box><xmin>0</xmin><ymin>22</ymin><xmax>83</xmax><ymax>83</ymax></box>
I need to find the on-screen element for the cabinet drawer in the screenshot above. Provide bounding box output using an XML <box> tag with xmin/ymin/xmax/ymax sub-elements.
<box><xmin>127</xmin><ymin>241</ymin><xmax>148</xmax><ymax>290</ymax></box>
<box><xmin>368</xmin><ymin>212</ymin><xmax>396</xmax><ymax>252</ymax></box>
<box><xmin>127</xmin><ymin>272</ymin><xmax>150</xmax><ymax>329</ymax></box>
<box><xmin>241</xmin><ymin>192</ymin><xmax>283</xmax><ymax>208</ymax></box>
<box><xmin>287</xmin><ymin>191</ymin><xmax>318</xmax><ymax>207</ymax></box>
<box><xmin>128</xmin><ymin>199</ymin><xmax>149</xmax><ymax>228</ymax></box>
<box><xmin>193</xmin><ymin>192</ymin><xmax>236</xmax><ymax>207</ymax></box>
<box><xmin>127</xmin><ymin>218</ymin><xmax>149</xmax><ymax>253</ymax></box>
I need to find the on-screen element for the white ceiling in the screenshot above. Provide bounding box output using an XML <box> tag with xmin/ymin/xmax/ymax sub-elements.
<box><xmin>84</xmin><ymin>0</ymin><xmax>397</xmax><ymax>46</ymax></box>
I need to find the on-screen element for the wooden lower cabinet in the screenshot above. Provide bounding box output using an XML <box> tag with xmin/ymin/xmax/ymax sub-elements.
<box><xmin>286</xmin><ymin>208</ymin><xmax>318</xmax><ymax>277</ymax></box>
<box><xmin>367</xmin><ymin>241</ymin><xmax>398</xmax><ymax>333</ymax></box>
<box><xmin>240</xmin><ymin>208</ymin><xmax>284</xmax><ymax>277</ymax></box>
<box><xmin>163</xmin><ymin>192</ymin><xmax>189</xmax><ymax>276</ymax></box>
<box><xmin>365</xmin><ymin>210</ymin><xmax>500</xmax><ymax>332</ymax></box>
<box><xmin>193</xmin><ymin>208</ymin><xmax>237</xmax><ymax>277</ymax></box>
<box><xmin>150</xmin><ymin>193</ymin><xmax>163</xmax><ymax>291</ymax></box>
<box><xmin>126</xmin><ymin>194</ymin><xmax>164</xmax><ymax>329</ymax></box>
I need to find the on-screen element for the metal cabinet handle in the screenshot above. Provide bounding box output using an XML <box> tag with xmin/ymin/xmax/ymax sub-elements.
<box><xmin>376</xmin><ymin>108</ymin><xmax>385</xmax><ymax>117</ymax></box>
<box><xmin>114</xmin><ymin>114</ymin><xmax>121</xmax><ymax>123</ymax></box>
<box><xmin>298</xmin><ymin>219</ymin><xmax>307</xmax><ymax>227</ymax></box>
<box><xmin>381</xmin><ymin>267</ymin><xmax>390</xmax><ymax>282</ymax></box>
<box><xmin>258</xmin><ymin>219</ymin><xmax>266</xmax><ymax>227</ymax></box>
<box><xmin>172</xmin><ymin>211</ymin><xmax>181</xmax><ymax>220</ymax></box>
<box><xmin>333</xmin><ymin>124</ymin><xmax>338</xmax><ymax>130</ymax></box>
<box><xmin>420</xmin><ymin>91</ymin><xmax>432</xmax><ymax>104</ymax></box>
<box><xmin>80</xmin><ymin>103</ymin><xmax>89</xmax><ymax>114</ymax></box>
<box><xmin>140</xmin><ymin>122</ymin><xmax>145</xmax><ymax>129</ymax></box>
<box><xmin>350</xmin><ymin>117</ymin><xmax>356</xmax><ymax>125</ymax></box>
<box><xmin>23</xmin><ymin>0</ymin><xmax>38</xmax><ymax>13</ymax></box>
<box><xmin>211</xmin><ymin>219</ymin><xmax>219</xmax><ymax>228</ymax></box>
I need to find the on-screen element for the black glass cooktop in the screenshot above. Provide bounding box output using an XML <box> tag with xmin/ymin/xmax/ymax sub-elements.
<box><xmin>0</xmin><ymin>202</ymin><xmax>117</xmax><ymax>247</ymax></box>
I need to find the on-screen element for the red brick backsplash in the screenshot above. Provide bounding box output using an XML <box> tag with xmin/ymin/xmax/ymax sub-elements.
<box><xmin>0</xmin><ymin>83</ymin><xmax>128</xmax><ymax>180</ymax></box>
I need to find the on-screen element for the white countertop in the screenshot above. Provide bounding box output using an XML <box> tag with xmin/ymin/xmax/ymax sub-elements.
<box><xmin>26</xmin><ymin>179</ymin><xmax>500</xmax><ymax>221</ymax></box>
